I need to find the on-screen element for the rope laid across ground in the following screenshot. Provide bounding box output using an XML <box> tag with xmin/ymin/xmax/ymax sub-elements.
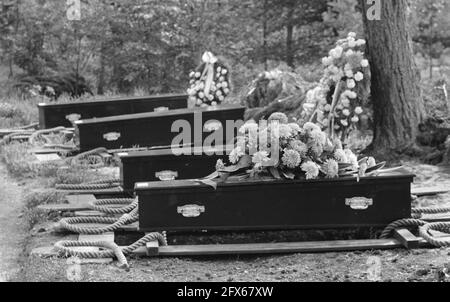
<box><xmin>381</xmin><ymin>207</ymin><xmax>450</xmax><ymax>247</ymax></box>
<box><xmin>54</xmin><ymin>198</ymin><xmax>167</xmax><ymax>269</ymax></box>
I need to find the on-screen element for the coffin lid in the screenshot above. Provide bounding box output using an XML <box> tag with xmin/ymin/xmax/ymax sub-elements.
<box><xmin>119</xmin><ymin>145</ymin><xmax>234</xmax><ymax>159</ymax></box>
<box><xmin>135</xmin><ymin>169</ymin><xmax>415</xmax><ymax>191</ymax></box>
<box><xmin>37</xmin><ymin>93</ymin><xmax>188</xmax><ymax>107</ymax></box>
<box><xmin>76</xmin><ymin>104</ymin><xmax>245</xmax><ymax>124</ymax></box>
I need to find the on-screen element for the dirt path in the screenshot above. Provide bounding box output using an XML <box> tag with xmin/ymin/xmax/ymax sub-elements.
<box><xmin>0</xmin><ymin>163</ymin><xmax>26</xmax><ymax>282</ymax></box>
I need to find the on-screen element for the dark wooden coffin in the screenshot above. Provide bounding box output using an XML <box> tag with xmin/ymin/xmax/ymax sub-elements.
<box><xmin>136</xmin><ymin>171</ymin><xmax>414</xmax><ymax>232</ymax></box>
<box><xmin>38</xmin><ymin>93</ymin><xmax>188</xmax><ymax>129</ymax></box>
<box><xmin>75</xmin><ymin>105</ymin><xmax>245</xmax><ymax>152</ymax></box>
<box><xmin>118</xmin><ymin>145</ymin><xmax>232</xmax><ymax>192</ymax></box>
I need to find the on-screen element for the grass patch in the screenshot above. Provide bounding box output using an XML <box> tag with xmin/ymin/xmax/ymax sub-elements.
<box><xmin>0</xmin><ymin>94</ymin><xmax>39</xmax><ymax>129</ymax></box>
<box><xmin>22</xmin><ymin>189</ymin><xmax>67</xmax><ymax>230</ymax></box>
<box><xmin>0</xmin><ymin>142</ymin><xmax>62</xmax><ymax>178</ymax></box>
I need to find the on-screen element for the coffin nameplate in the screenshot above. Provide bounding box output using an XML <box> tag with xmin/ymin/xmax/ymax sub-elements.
<box><xmin>154</xmin><ymin>106</ymin><xmax>169</xmax><ymax>112</ymax></box>
<box><xmin>203</xmin><ymin>120</ymin><xmax>222</xmax><ymax>132</ymax></box>
<box><xmin>66</xmin><ymin>113</ymin><xmax>81</xmax><ymax>122</ymax></box>
<box><xmin>155</xmin><ymin>170</ymin><xmax>179</xmax><ymax>181</ymax></box>
<box><xmin>103</xmin><ymin>132</ymin><xmax>121</xmax><ymax>141</ymax></box>
<box><xmin>177</xmin><ymin>204</ymin><xmax>205</xmax><ymax>218</ymax></box>
<box><xmin>345</xmin><ymin>197</ymin><xmax>373</xmax><ymax>210</ymax></box>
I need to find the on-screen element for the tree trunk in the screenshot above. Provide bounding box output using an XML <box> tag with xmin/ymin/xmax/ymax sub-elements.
<box><xmin>97</xmin><ymin>42</ymin><xmax>106</xmax><ymax>95</ymax></box>
<box><xmin>361</xmin><ymin>0</ymin><xmax>425</xmax><ymax>153</ymax></box>
<box><xmin>285</xmin><ymin>0</ymin><xmax>295</xmax><ymax>68</ymax></box>
<box><xmin>263</xmin><ymin>0</ymin><xmax>268</xmax><ymax>70</ymax></box>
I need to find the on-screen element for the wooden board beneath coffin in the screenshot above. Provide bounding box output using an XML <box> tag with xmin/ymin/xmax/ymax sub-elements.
<box><xmin>74</xmin><ymin>104</ymin><xmax>245</xmax><ymax>151</ymax></box>
<box><xmin>38</xmin><ymin>93</ymin><xmax>188</xmax><ymax>129</ymax></box>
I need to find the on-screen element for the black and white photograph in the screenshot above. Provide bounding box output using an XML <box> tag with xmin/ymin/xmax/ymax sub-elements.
<box><xmin>0</xmin><ymin>0</ymin><xmax>449</xmax><ymax>285</ymax></box>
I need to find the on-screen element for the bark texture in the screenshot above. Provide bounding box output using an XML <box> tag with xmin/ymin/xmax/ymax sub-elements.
<box><xmin>361</xmin><ymin>0</ymin><xmax>425</xmax><ymax>153</ymax></box>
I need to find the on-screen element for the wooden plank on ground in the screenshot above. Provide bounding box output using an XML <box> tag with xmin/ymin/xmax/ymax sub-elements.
<box><xmin>78</xmin><ymin>233</ymin><xmax>115</xmax><ymax>242</ymax></box>
<box><xmin>31</xmin><ymin>148</ymin><xmax>72</xmax><ymax>154</ymax></box>
<box><xmin>99</xmin><ymin>151</ymin><xmax>112</xmax><ymax>159</ymax></box>
<box><xmin>59</xmin><ymin>187</ymin><xmax>123</xmax><ymax>195</ymax></box>
<box><xmin>146</xmin><ymin>240</ymin><xmax>159</xmax><ymax>256</ymax></box>
<box><xmin>30</xmin><ymin>246</ymin><xmax>58</xmax><ymax>258</ymax></box>
<box><xmin>35</xmin><ymin>153</ymin><xmax>62</xmax><ymax>162</ymax></box>
<box><xmin>393</xmin><ymin>229</ymin><xmax>420</xmax><ymax>249</ymax></box>
<box><xmin>37</xmin><ymin>194</ymin><xmax>95</xmax><ymax>212</ymax></box>
<box><xmin>74</xmin><ymin>210</ymin><xmax>106</xmax><ymax>217</ymax></box>
<box><xmin>0</xmin><ymin>129</ymin><xmax>34</xmax><ymax>137</ymax></box>
<box><xmin>423</xmin><ymin>214</ymin><xmax>450</xmax><ymax>223</ymax></box>
<box><xmin>30</xmin><ymin>246</ymin><xmax>101</xmax><ymax>257</ymax></box>
<box><xmin>411</xmin><ymin>186</ymin><xmax>450</xmax><ymax>197</ymax></box>
<box><xmin>32</xmin><ymin>235</ymin><xmax>450</xmax><ymax>259</ymax></box>
<box><xmin>155</xmin><ymin>239</ymin><xmax>406</xmax><ymax>256</ymax></box>
<box><xmin>60</xmin><ymin>222</ymin><xmax>138</xmax><ymax>233</ymax></box>
<box><xmin>79</xmin><ymin>258</ymin><xmax>113</xmax><ymax>265</ymax></box>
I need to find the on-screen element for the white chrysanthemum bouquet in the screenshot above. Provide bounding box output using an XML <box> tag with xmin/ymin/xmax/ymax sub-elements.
<box><xmin>187</xmin><ymin>51</ymin><xmax>231</xmax><ymax>107</ymax></box>
<box><xmin>302</xmin><ymin>32</ymin><xmax>371</xmax><ymax>141</ymax></box>
<box><xmin>215</xmin><ymin>112</ymin><xmax>385</xmax><ymax>181</ymax></box>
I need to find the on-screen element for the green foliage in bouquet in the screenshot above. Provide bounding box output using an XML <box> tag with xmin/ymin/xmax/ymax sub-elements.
<box><xmin>187</xmin><ymin>51</ymin><xmax>231</xmax><ymax>107</ymax></box>
<box><xmin>213</xmin><ymin>112</ymin><xmax>386</xmax><ymax>184</ymax></box>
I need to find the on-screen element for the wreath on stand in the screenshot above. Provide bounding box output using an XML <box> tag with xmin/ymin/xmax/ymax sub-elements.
<box><xmin>187</xmin><ymin>52</ymin><xmax>232</xmax><ymax>107</ymax></box>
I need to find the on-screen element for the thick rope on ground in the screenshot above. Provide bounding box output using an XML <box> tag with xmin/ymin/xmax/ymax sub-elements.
<box><xmin>381</xmin><ymin>206</ymin><xmax>450</xmax><ymax>247</ymax></box>
<box><xmin>87</xmin><ymin>178</ymin><xmax>121</xmax><ymax>185</ymax></box>
<box><xmin>419</xmin><ymin>222</ymin><xmax>450</xmax><ymax>247</ymax></box>
<box><xmin>67</xmin><ymin>147</ymin><xmax>107</xmax><ymax>169</ymax></box>
<box><xmin>54</xmin><ymin>233</ymin><xmax>167</xmax><ymax>270</ymax></box>
<box><xmin>28</xmin><ymin>126</ymin><xmax>66</xmax><ymax>145</ymax></box>
<box><xmin>55</xmin><ymin>240</ymin><xmax>129</xmax><ymax>270</ymax></box>
<box><xmin>55</xmin><ymin>183</ymin><xmax>120</xmax><ymax>191</ymax></box>
<box><xmin>91</xmin><ymin>198</ymin><xmax>136</xmax><ymax>215</ymax></box>
<box><xmin>58</xmin><ymin>207</ymin><xmax>139</xmax><ymax>235</ymax></box>
<box><xmin>411</xmin><ymin>207</ymin><xmax>450</xmax><ymax>219</ymax></box>
<box><xmin>380</xmin><ymin>218</ymin><xmax>427</xmax><ymax>239</ymax></box>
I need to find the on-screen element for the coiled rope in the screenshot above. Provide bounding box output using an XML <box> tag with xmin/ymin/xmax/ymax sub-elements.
<box><xmin>66</xmin><ymin>147</ymin><xmax>107</xmax><ymax>169</ymax></box>
<box><xmin>55</xmin><ymin>198</ymin><xmax>167</xmax><ymax>269</ymax></box>
<box><xmin>90</xmin><ymin>198</ymin><xmax>136</xmax><ymax>215</ymax></box>
<box><xmin>419</xmin><ymin>222</ymin><xmax>450</xmax><ymax>247</ymax></box>
<box><xmin>411</xmin><ymin>207</ymin><xmax>450</xmax><ymax>219</ymax></box>
<box><xmin>55</xmin><ymin>232</ymin><xmax>167</xmax><ymax>271</ymax></box>
<box><xmin>381</xmin><ymin>207</ymin><xmax>450</xmax><ymax>248</ymax></box>
<box><xmin>28</xmin><ymin>126</ymin><xmax>67</xmax><ymax>145</ymax></box>
<box><xmin>58</xmin><ymin>206</ymin><xmax>139</xmax><ymax>235</ymax></box>
<box><xmin>56</xmin><ymin>183</ymin><xmax>120</xmax><ymax>191</ymax></box>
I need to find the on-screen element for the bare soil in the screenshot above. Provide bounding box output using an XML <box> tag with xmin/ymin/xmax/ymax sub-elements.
<box><xmin>0</xmin><ymin>164</ymin><xmax>27</xmax><ymax>281</ymax></box>
<box><xmin>2</xmin><ymin>161</ymin><xmax>450</xmax><ymax>282</ymax></box>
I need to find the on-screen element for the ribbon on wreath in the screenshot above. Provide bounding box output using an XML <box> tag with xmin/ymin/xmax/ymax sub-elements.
<box><xmin>199</xmin><ymin>51</ymin><xmax>218</xmax><ymax>97</ymax></box>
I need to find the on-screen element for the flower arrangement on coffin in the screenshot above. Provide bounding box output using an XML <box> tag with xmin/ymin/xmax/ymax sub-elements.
<box><xmin>206</xmin><ymin>112</ymin><xmax>390</xmax><ymax>186</ymax></box>
<box><xmin>187</xmin><ymin>51</ymin><xmax>231</xmax><ymax>107</ymax></box>
<box><xmin>302</xmin><ymin>32</ymin><xmax>371</xmax><ymax>142</ymax></box>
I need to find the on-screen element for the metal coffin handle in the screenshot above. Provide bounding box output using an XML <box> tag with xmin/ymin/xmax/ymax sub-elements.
<box><xmin>345</xmin><ymin>197</ymin><xmax>373</xmax><ymax>210</ymax></box>
<box><xmin>177</xmin><ymin>204</ymin><xmax>205</xmax><ymax>218</ymax></box>
<box><xmin>155</xmin><ymin>170</ymin><xmax>178</xmax><ymax>181</ymax></box>
<box><xmin>103</xmin><ymin>132</ymin><xmax>121</xmax><ymax>141</ymax></box>
<box><xmin>154</xmin><ymin>107</ymin><xmax>169</xmax><ymax>112</ymax></box>
<box><xmin>66</xmin><ymin>113</ymin><xmax>81</xmax><ymax>122</ymax></box>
